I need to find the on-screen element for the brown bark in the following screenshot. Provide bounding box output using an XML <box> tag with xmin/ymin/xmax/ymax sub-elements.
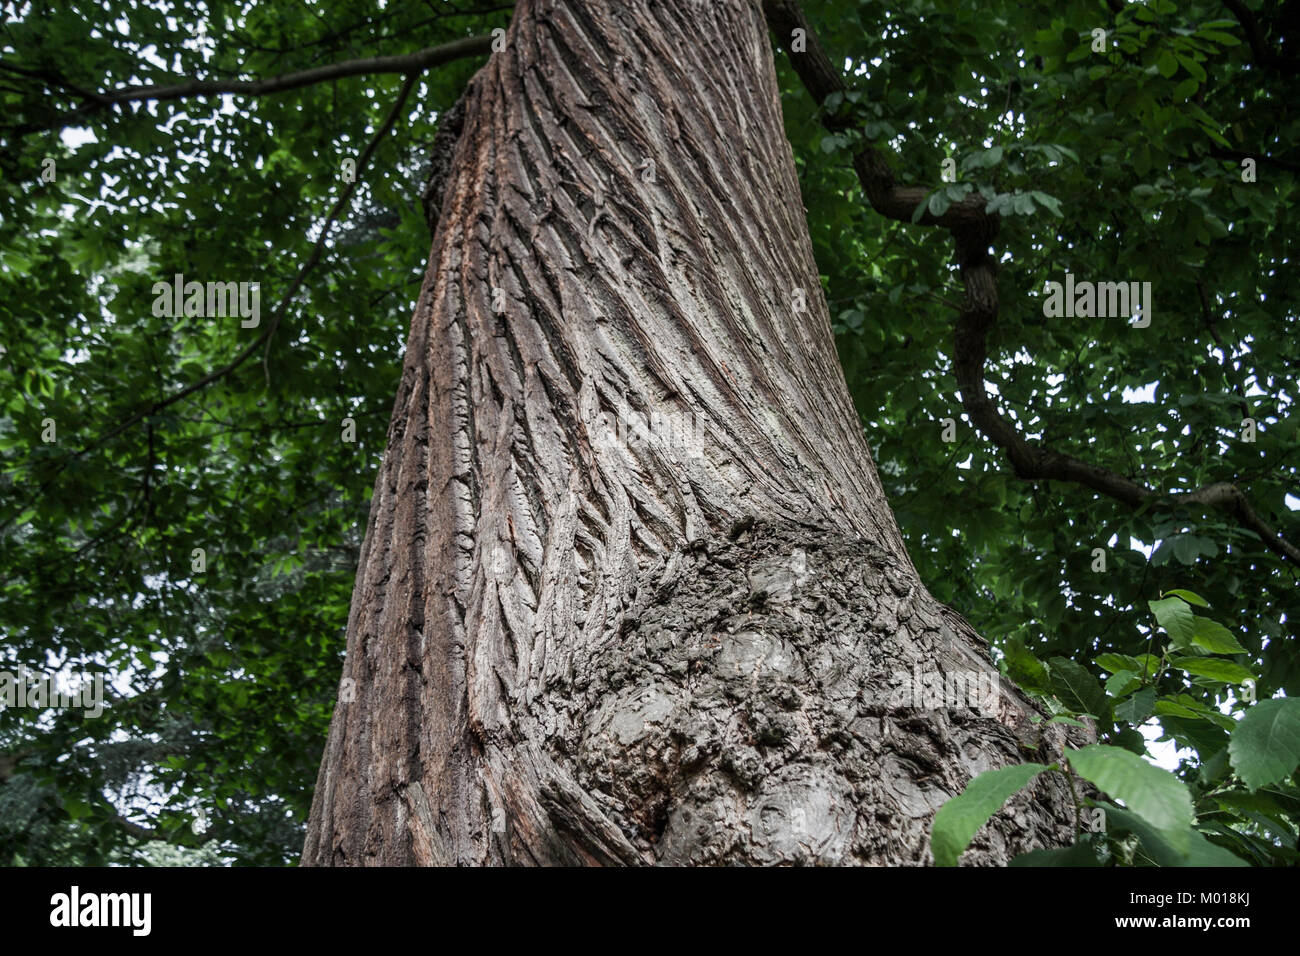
<box><xmin>303</xmin><ymin>0</ymin><xmax>1080</xmax><ymax>866</ymax></box>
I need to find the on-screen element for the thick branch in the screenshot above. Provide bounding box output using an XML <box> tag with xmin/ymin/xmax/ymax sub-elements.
<box><xmin>1208</xmin><ymin>146</ymin><xmax>1300</xmax><ymax>174</ymax></box>
<box><xmin>765</xmin><ymin>1</ymin><xmax>1299</xmax><ymax>568</ymax></box>
<box><xmin>1184</xmin><ymin>483</ymin><xmax>1300</xmax><ymax>563</ymax></box>
<box><xmin>1220</xmin><ymin>0</ymin><xmax>1296</xmax><ymax>73</ymax></box>
<box><xmin>111</xmin><ymin>808</ymin><xmax>216</xmax><ymax>846</ymax></box>
<box><xmin>111</xmin><ymin>813</ymin><xmax>171</xmax><ymax>842</ymax></box>
<box><xmin>761</xmin><ymin>1</ymin><xmax>992</xmax><ymax>230</ymax></box>
<box><xmin>9</xmin><ymin>34</ymin><xmax>491</xmax><ymax>136</ymax></box>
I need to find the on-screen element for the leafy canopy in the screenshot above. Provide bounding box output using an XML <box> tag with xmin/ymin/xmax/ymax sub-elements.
<box><xmin>0</xmin><ymin>0</ymin><xmax>1295</xmax><ymax>865</ymax></box>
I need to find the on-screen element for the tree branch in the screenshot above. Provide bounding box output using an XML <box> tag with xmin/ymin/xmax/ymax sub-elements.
<box><xmin>762</xmin><ymin>1</ymin><xmax>993</xmax><ymax>230</ymax></box>
<box><xmin>111</xmin><ymin>811</ymin><xmax>218</xmax><ymax>846</ymax></box>
<box><xmin>764</xmin><ymin>0</ymin><xmax>1300</xmax><ymax>568</ymax></box>
<box><xmin>9</xmin><ymin>34</ymin><xmax>492</xmax><ymax>137</ymax></box>
<box><xmin>1219</xmin><ymin>0</ymin><xmax>1295</xmax><ymax>73</ymax></box>
<box><xmin>1208</xmin><ymin>145</ymin><xmax>1300</xmax><ymax>174</ymax></box>
<box><xmin>111</xmin><ymin>813</ymin><xmax>172</xmax><ymax>842</ymax></box>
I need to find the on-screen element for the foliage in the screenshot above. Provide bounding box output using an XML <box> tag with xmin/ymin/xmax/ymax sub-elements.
<box><xmin>934</xmin><ymin>591</ymin><xmax>1300</xmax><ymax>866</ymax></box>
<box><xmin>1</xmin><ymin>0</ymin><xmax>1294</xmax><ymax>864</ymax></box>
<box><xmin>1</xmin><ymin>0</ymin><xmax>510</xmax><ymax>865</ymax></box>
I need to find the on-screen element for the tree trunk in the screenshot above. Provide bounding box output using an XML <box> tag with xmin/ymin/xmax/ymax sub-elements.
<box><xmin>303</xmin><ymin>0</ymin><xmax>1079</xmax><ymax>866</ymax></box>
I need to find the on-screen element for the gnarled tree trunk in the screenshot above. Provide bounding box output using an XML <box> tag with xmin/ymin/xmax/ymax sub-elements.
<box><xmin>303</xmin><ymin>0</ymin><xmax>1078</xmax><ymax>866</ymax></box>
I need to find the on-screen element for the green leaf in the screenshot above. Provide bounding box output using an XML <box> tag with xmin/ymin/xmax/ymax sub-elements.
<box><xmin>1113</xmin><ymin>727</ymin><xmax>1148</xmax><ymax>755</ymax></box>
<box><xmin>1098</xmin><ymin>653</ymin><xmax>1161</xmax><ymax>680</ymax></box>
<box><xmin>931</xmin><ymin>763</ymin><xmax>1048</xmax><ymax>867</ymax></box>
<box><xmin>969</xmin><ymin>145</ymin><xmax>1002</xmax><ymax>169</ymax></box>
<box><xmin>1134</xmin><ymin>653</ymin><xmax>1162</xmax><ymax>679</ymax></box>
<box><xmin>1190</xmin><ymin>618</ymin><xmax>1247</xmax><ymax>654</ymax></box>
<box><xmin>1029</xmin><ymin>190</ymin><xmax>1063</xmax><ymax>217</ymax></box>
<box><xmin>1011</xmin><ymin>192</ymin><xmax>1036</xmax><ymax>216</ymax></box>
<box><xmin>1102</xmin><ymin>805</ymin><xmax>1249</xmax><ymax>866</ymax></box>
<box><xmin>1115</xmin><ymin>687</ymin><xmax>1157</xmax><ymax>725</ymax></box>
<box><xmin>1155</xmin><ymin>694</ymin><xmax>1236</xmax><ymax>730</ymax></box>
<box><xmin>1199</xmin><ymin>747</ymin><xmax>1230</xmax><ymax>785</ymax></box>
<box><xmin>1148</xmin><ymin>597</ymin><xmax>1196</xmax><ymax>650</ymax></box>
<box><xmin>1229</xmin><ymin>699</ymin><xmax>1300</xmax><ymax>791</ymax></box>
<box><xmin>1163</xmin><ymin>588</ymin><xmax>1209</xmax><ymax>607</ymax></box>
<box><xmin>1176</xmin><ymin>53</ymin><xmax>1207</xmax><ymax>83</ymax></box>
<box><xmin>1046</xmin><ymin>715</ymin><xmax>1089</xmax><ymax>728</ymax></box>
<box><xmin>1196</xmin><ymin>30</ymin><xmax>1240</xmax><ymax>47</ymax></box>
<box><xmin>1009</xmin><ymin>842</ymin><xmax>1102</xmax><ymax>866</ymax></box>
<box><xmin>1170</xmin><ymin>657</ymin><xmax>1254</xmax><ymax>684</ymax></box>
<box><xmin>1096</xmin><ymin>652</ymin><xmax>1142</xmax><ymax>675</ymax></box>
<box><xmin>1171</xmin><ymin>534</ymin><xmax>1210</xmax><ymax>564</ymax></box>
<box><xmin>1213</xmin><ymin>787</ymin><xmax>1294</xmax><ymax>815</ymax></box>
<box><xmin>1004</xmin><ymin>635</ymin><xmax>1051</xmax><ymax>693</ymax></box>
<box><xmin>1105</xmin><ymin>669</ymin><xmax>1141</xmax><ymax>697</ymax></box>
<box><xmin>1067</xmin><ymin>744</ymin><xmax>1193</xmax><ymax>847</ymax></box>
<box><xmin>1156</xmin><ymin>49</ymin><xmax>1179</xmax><ymax>78</ymax></box>
<box><xmin>1049</xmin><ymin>657</ymin><xmax>1111</xmax><ymax>721</ymax></box>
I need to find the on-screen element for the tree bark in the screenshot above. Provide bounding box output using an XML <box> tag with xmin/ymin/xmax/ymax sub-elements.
<box><xmin>303</xmin><ymin>0</ymin><xmax>1080</xmax><ymax>866</ymax></box>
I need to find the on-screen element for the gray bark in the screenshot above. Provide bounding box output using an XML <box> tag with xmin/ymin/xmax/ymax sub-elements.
<box><xmin>303</xmin><ymin>0</ymin><xmax>1080</xmax><ymax>866</ymax></box>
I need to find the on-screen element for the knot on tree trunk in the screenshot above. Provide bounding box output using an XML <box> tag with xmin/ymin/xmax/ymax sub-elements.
<box><xmin>547</xmin><ymin>521</ymin><xmax>1082</xmax><ymax>865</ymax></box>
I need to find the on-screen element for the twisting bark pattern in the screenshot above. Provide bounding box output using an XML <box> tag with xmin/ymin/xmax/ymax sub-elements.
<box><xmin>303</xmin><ymin>0</ymin><xmax>1080</xmax><ymax>866</ymax></box>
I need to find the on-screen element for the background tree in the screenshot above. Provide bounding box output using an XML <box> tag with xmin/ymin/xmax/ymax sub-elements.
<box><xmin>0</xmin><ymin>0</ymin><xmax>1295</xmax><ymax>865</ymax></box>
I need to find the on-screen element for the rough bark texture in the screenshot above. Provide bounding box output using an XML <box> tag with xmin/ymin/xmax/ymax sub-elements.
<box><xmin>303</xmin><ymin>0</ymin><xmax>1081</xmax><ymax>866</ymax></box>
